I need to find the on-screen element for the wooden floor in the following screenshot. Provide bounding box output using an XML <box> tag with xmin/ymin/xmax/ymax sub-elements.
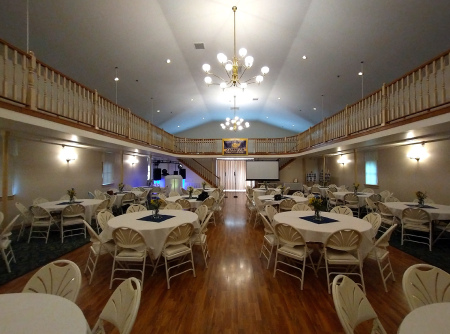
<box><xmin>0</xmin><ymin>195</ymin><xmax>423</xmax><ymax>333</ymax></box>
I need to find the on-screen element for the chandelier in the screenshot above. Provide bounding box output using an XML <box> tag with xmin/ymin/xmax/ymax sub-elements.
<box><xmin>202</xmin><ymin>6</ymin><xmax>269</xmax><ymax>91</ymax></box>
<box><xmin>220</xmin><ymin>95</ymin><xmax>249</xmax><ymax>131</ymax></box>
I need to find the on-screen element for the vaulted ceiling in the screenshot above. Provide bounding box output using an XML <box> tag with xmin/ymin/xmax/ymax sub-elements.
<box><xmin>1</xmin><ymin>0</ymin><xmax>449</xmax><ymax>135</ymax></box>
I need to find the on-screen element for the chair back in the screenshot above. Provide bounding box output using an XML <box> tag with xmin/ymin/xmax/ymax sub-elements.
<box><xmin>362</xmin><ymin>188</ymin><xmax>374</xmax><ymax>193</ymax></box>
<box><xmin>311</xmin><ymin>186</ymin><xmax>321</xmax><ymax>195</ymax></box>
<box><xmin>402</xmin><ymin>264</ymin><xmax>450</xmax><ymax>311</ymax></box>
<box><xmin>22</xmin><ymin>260</ymin><xmax>82</xmax><ymax>302</ymax></box>
<box><xmin>325</xmin><ymin>229</ymin><xmax>362</xmax><ymax>252</ymax></box>
<box><xmin>365</xmin><ymin>197</ymin><xmax>377</xmax><ymax>213</ymax></box>
<box><xmin>93</xmin><ymin>277</ymin><xmax>142</xmax><ymax>334</ymax></box>
<box><xmin>94</xmin><ymin>189</ymin><xmax>103</xmax><ymax>198</ymax></box>
<box><xmin>15</xmin><ymin>202</ymin><xmax>33</xmax><ymax>221</ymax></box>
<box><xmin>291</xmin><ymin>203</ymin><xmax>312</xmax><ymax>211</ymax></box>
<box><xmin>62</xmin><ymin>204</ymin><xmax>85</xmax><ymax>218</ymax></box>
<box><xmin>33</xmin><ymin>197</ymin><xmax>49</xmax><ymax>205</ymax></box>
<box><xmin>283</xmin><ymin>187</ymin><xmax>290</xmax><ymax>195</ymax></box>
<box><xmin>377</xmin><ymin>202</ymin><xmax>394</xmax><ymax>217</ymax></box>
<box><xmin>274</xmin><ymin>223</ymin><xmax>306</xmax><ymax>247</ymax></box>
<box><xmin>326</xmin><ymin>190</ymin><xmax>336</xmax><ymax>200</ymax></box>
<box><xmin>362</xmin><ymin>212</ymin><xmax>382</xmax><ymax>236</ymax></box>
<box><xmin>292</xmin><ymin>191</ymin><xmax>304</xmax><ymax>197</ymax></box>
<box><xmin>126</xmin><ymin>204</ymin><xmax>147</xmax><ymax>214</ymax></box>
<box><xmin>210</xmin><ymin>189</ymin><xmax>220</xmax><ymax>200</ymax></box>
<box><xmin>175</xmin><ymin>198</ymin><xmax>191</xmax><ymax>210</ymax></box>
<box><xmin>194</xmin><ymin>205</ymin><xmax>208</xmax><ymax>224</ymax></box>
<box><xmin>332</xmin><ymin>275</ymin><xmax>386</xmax><ymax>334</ymax></box>
<box><xmin>384</xmin><ymin>196</ymin><xmax>400</xmax><ymax>202</ymax></box>
<box><xmin>379</xmin><ymin>190</ymin><xmax>392</xmax><ymax>201</ymax></box>
<box><xmin>112</xmin><ymin>227</ymin><xmax>146</xmax><ymax>250</ymax></box>
<box><xmin>88</xmin><ymin>191</ymin><xmax>95</xmax><ymax>199</ymax></box>
<box><xmin>163</xmin><ymin>202</ymin><xmax>183</xmax><ymax>210</ymax></box>
<box><xmin>264</xmin><ymin>205</ymin><xmax>278</xmax><ymax>223</ymax></box>
<box><xmin>158</xmin><ymin>193</ymin><xmax>167</xmax><ymax>200</ymax></box>
<box><xmin>374</xmin><ymin>224</ymin><xmax>397</xmax><ymax>249</ymax></box>
<box><xmin>330</xmin><ymin>206</ymin><xmax>353</xmax><ymax>216</ymax></box>
<box><xmin>164</xmin><ymin>223</ymin><xmax>194</xmax><ymax>247</ymax></box>
<box><xmin>169</xmin><ymin>191</ymin><xmax>180</xmax><ymax>197</ymax></box>
<box><xmin>30</xmin><ymin>205</ymin><xmax>52</xmax><ymax>220</ymax></box>
<box><xmin>328</xmin><ymin>186</ymin><xmax>338</xmax><ymax>193</ymax></box>
<box><xmin>96</xmin><ymin>199</ymin><xmax>109</xmax><ymax>213</ymax></box>
<box><xmin>108</xmin><ymin>195</ymin><xmax>117</xmax><ymax>209</ymax></box>
<box><xmin>402</xmin><ymin>208</ymin><xmax>431</xmax><ymax>226</ymax></box>
<box><xmin>97</xmin><ymin>209</ymin><xmax>114</xmax><ymax>230</ymax></box>
<box><xmin>121</xmin><ymin>192</ymin><xmax>136</xmax><ymax>204</ymax></box>
<box><xmin>369</xmin><ymin>193</ymin><xmax>382</xmax><ymax>203</ymax></box>
<box><xmin>202</xmin><ymin>197</ymin><xmax>215</xmax><ymax>209</ymax></box>
<box><xmin>83</xmin><ymin>220</ymin><xmax>102</xmax><ymax>244</ymax></box>
<box><xmin>192</xmin><ymin>189</ymin><xmax>202</xmax><ymax>196</ymax></box>
<box><xmin>344</xmin><ymin>193</ymin><xmax>358</xmax><ymax>205</ymax></box>
<box><xmin>279</xmin><ymin>198</ymin><xmax>296</xmax><ymax>211</ymax></box>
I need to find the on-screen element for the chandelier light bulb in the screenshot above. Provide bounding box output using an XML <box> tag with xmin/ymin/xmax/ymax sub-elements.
<box><xmin>202</xmin><ymin>64</ymin><xmax>211</xmax><ymax>73</ymax></box>
<box><xmin>225</xmin><ymin>63</ymin><xmax>233</xmax><ymax>72</ymax></box>
<box><xmin>238</xmin><ymin>125</ymin><xmax>243</xmax><ymax>130</ymax></box>
<box><xmin>234</xmin><ymin>116</ymin><xmax>239</xmax><ymax>120</ymax></box>
<box><xmin>226</xmin><ymin>117</ymin><xmax>230</xmax><ymax>121</ymax></box>
<box><xmin>225</xmin><ymin>121</ymin><xmax>230</xmax><ymax>126</ymax></box>
<box><xmin>204</xmin><ymin>76</ymin><xmax>212</xmax><ymax>84</ymax></box>
<box><xmin>217</xmin><ymin>53</ymin><xmax>227</xmax><ymax>64</ymax></box>
<box><xmin>229</xmin><ymin>126</ymin><xmax>233</xmax><ymax>131</ymax></box>
<box><xmin>240</xmin><ymin>118</ymin><xmax>243</xmax><ymax>123</ymax></box>
<box><xmin>245</xmin><ymin>122</ymin><xmax>250</xmax><ymax>127</ymax></box>
<box><xmin>244</xmin><ymin>56</ymin><xmax>254</xmax><ymax>68</ymax></box>
<box><xmin>261</xmin><ymin>66</ymin><xmax>269</xmax><ymax>75</ymax></box>
<box><xmin>239</xmin><ymin>48</ymin><xmax>247</xmax><ymax>57</ymax></box>
<box><xmin>256</xmin><ymin>75</ymin><xmax>263</xmax><ymax>83</ymax></box>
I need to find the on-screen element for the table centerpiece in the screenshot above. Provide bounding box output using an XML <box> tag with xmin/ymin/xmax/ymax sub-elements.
<box><xmin>309</xmin><ymin>196</ymin><xmax>323</xmax><ymax>221</ymax></box>
<box><xmin>187</xmin><ymin>186</ymin><xmax>194</xmax><ymax>199</ymax></box>
<box><xmin>67</xmin><ymin>188</ymin><xmax>76</xmax><ymax>203</ymax></box>
<box><xmin>416</xmin><ymin>190</ymin><xmax>427</xmax><ymax>207</ymax></box>
<box><xmin>118</xmin><ymin>182</ymin><xmax>124</xmax><ymax>192</ymax></box>
<box><xmin>149</xmin><ymin>198</ymin><xmax>164</xmax><ymax>219</ymax></box>
<box><xmin>353</xmin><ymin>182</ymin><xmax>360</xmax><ymax>195</ymax></box>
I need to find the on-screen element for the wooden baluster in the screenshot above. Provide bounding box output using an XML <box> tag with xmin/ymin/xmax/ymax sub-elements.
<box><xmin>2</xmin><ymin>45</ymin><xmax>7</xmax><ymax>97</ymax></box>
<box><xmin>433</xmin><ymin>59</ymin><xmax>438</xmax><ymax>106</ymax></box>
<box><xmin>425</xmin><ymin>64</ymin><xmax>430</xmax><ymax>109</ymax></box>
<box><xmin>21</xmin><ymin>54</ymin><xmax>27</xmax><ymax>103</ymax></box>
<box><xmin>12</xmin><ymin>50</ymin><xmax>17</xmax><ymax>100</ymax></box>
<box><xmin>26</xmin><ymin>51</ymin><xmax>37</xmax><ymax>110</ymax></box>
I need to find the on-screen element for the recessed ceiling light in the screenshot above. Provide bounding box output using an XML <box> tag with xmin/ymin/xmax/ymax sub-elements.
<box><xmin>166</xmin><ymin>59</ymin><xmax>171</xmax><ymax>64</ymax></box>
<box><xmin>266</xmin><ymin>116</ymin><xmax>269</xmax><ymax>119</ymax></box>
<box><xmin>292</xmin><ymin>124</ymin><xmax>295</xmax><ymax>127</ymax></box>
<box><xmin>191</xmin><ymin>98</ymin><xmax>194</xmax><ymax>101</ymax></box>
<box><xmin>202</xmin><ymin>117</ymin><xmax>205</xmax><ymax>120</ymax></box>
<box><xmin>313</xmin><ymin>107</ymin><xmax>317</xmax><ymax>110</ymax></box>
<box><xmin>278</xmin><ymin>97</ymin><xmax>281</xmax><ymax>100</ymax></box>
<box><xmin>177</xmin><ymin>125</ymin><xmax>180</xmax><ymax>127</ymax></box>
<box><xmin>302</xmin><ymin>55</ymin><xmax>307</xmax><ymax>60</ymax></box>
<box><xmin>358</xmin><ymin>71</ymin><xmax>363</xmax><ymax>76</ymax></box>
<box><xmin>157</xmin><ymin>110</ymin><xmax>160</xmax><ymax>113</ymax></box>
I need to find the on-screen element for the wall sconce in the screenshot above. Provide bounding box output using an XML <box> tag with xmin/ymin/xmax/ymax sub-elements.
<box><xmin>407</xmin><ymin>142</ymin><xmax>426</xmax><ymax>162</ymax></box>
<box><xmin>337</xmin><ymin>154</ymin><xmax>347</xmax><ymax>165</ymax></box>
<box><xmin>129</xmin><ymin>155</ymin><xmax>139</xmax><ymax>166</ymax></box>
<box><xmin>62</xmin><ymin>145</ymin><xmax>77</xmax><ymax>163</ymax></box>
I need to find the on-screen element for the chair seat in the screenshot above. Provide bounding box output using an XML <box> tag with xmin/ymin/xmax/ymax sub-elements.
<box><xmin>62</xmin><ymin>217</ymin><xmax>85</xmax><ymax>226</ymax></box>
<box><xmin>33</xmin><ymin>219</ymin><xmax>53</xmax><ymax>226</ymax></box>
<box><xmin>91</xmin><ymin>241</ymin><xmax>115</xmax><ymax>255</ymax></box>
<box><xmin>116</xmin><ymin>248</ymin><xmax>146</xmax><ymax>260</ymax></box>
<box><xmin>0</xmin><ymin>238</ymin><xmax>12</xmax><ymax>248</ymax></box>
<box><xmin>277</xmin><ymin>244</ymin><xmax>312</xmax><ymax>259</ymax></box>
<box><xmin>367</xmin><ymin>247</ymin><xmax>389</xmax><ymax>261</ymax></box>
<box><xmin>326</xmin><ymin>249</ymin><xmax>359</xmax><ymax>263</ymax></box>
<box><xmin>264</xmin><ymin>234</ymin><xmax>277</xmax><ymax>246</ymax></box>
<box><xmin>403</xmin><ymin>223</ymin><xmax>430</xmax><ymax>232</ymax></box>
<box><xmin>163</xmin><ymin>244</ymin><xmax>191</xmax><ymax>258</ymax></box>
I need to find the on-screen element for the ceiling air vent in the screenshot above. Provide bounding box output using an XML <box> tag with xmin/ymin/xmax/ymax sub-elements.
<box><xmin>194</xmin><ymin>43</ymin><xmax>205</xmax><ymax>50</ymax></box>
<box><xmin>253</xmin><ymin>98</ymin><xmax>259</xmax><ymax>101</ymax></box>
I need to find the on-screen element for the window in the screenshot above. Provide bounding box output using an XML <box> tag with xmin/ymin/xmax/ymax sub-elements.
<box><xmin>365</xmin><ymin>152</ymin><xmax>378</xmax><ymax>185</ymax></box>
<box><xmin>102</xmin><ymin>153</ymin><xmax>114</xmax><ymax>185</ymax></box>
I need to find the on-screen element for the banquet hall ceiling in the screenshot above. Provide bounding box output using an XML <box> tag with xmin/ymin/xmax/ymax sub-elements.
<box><xmin>1</xmin><ymin>0</ymin><xmax>449</xmax><ymax>135</ymax></box>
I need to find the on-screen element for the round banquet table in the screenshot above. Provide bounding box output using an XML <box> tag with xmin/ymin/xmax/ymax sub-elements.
<box><xmin>252</xmin><ymin>188</ymin><xmax>281</xmax><ymax>198</ymax></box>
<box><xmin>333</xmin><ymin>191</ymin><xmax>372</xmax><ymax>207</ymax></box>
<box><xmin>166</xmin><ymin>195</ymin><xmax>204</xmax><ymax>209</ymax></box>
<box><xmin>398</xmin><ymin>302</ymin><xmax>450</xmax><ymax>334</ymax></box>
<box><xmin>102</xmin><ymin>209</ymin><xmax>200</xmax><ymax>258</ymax></box>
<box><xmin>0</xmin><ymin>293</ymin><xmax>89</xmax><ymax>334</ymax></box>
<box><xmin>38</xmin><ymin>198</ymin><xmax>104</xmax><ymax>223</ymax></box>
<box><xmin>273</xmin><ymin>211</ymin><xmax>374</xmax><ymax>257</ymax></box>
<box><xmin>258</xmin><ymin>195</ymin><xmax>309</xmax><ymax>206</ymax></box>
<box><xmin>112</xmin><ymin>190</ymin><xmax>143</xmax><ymax>206</ymax></box>
<box><xmin>383</xmin><ymin>202</ymin><xmax>450</xmax><ymax>221</ymax></box>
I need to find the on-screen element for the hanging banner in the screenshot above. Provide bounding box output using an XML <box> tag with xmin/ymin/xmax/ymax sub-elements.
<box><xmin>222</xmin><ymin>138</ymin><xmax>248</xmax><ymax>155</ymax></box>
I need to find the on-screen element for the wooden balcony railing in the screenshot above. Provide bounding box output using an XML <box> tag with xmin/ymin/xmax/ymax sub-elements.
<box><xmin>0</xmin><ymin>37</ymin><xmax>449</xmax><ymax>156</ymax></box>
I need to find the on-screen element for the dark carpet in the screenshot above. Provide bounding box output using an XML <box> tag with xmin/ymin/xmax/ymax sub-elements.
<box><xmin>0</xmin><ymin>227</ymin><xmax>89</xmax><ymax>286</ymax></box>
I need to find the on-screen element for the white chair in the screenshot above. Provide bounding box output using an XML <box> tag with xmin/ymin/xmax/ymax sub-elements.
<box><xmin>15</xmin><ymin>201</ymin><xmax>32</xmax><ymax>241</ymax></box>
<box><xmin>87</xmin><ymin>191</ymin><xmax>95</xmax><ymax>199</ymax></box>
<box><xmin>273</xmin><ymin>223</ymin><xmax>315</xmax><ymax>290</ymax></box>
<box><xmin>343</xmin><ymin>193</ymin><xmax>360</xmax><ymax>217</ymax></box>
<box><xmin>83</xmin><ymin>220</ymin><xmax>115</xmax><ymax>285</ymax></box>
<box><xmin>190</xmin><ymin>212</ymin><xmax>212</xmax><ymax>268</ymax></box>
<box><xmin>364</xmin><ymin>197</ymin><xmax>378</xmax><ymax>214</ymax></box>
<box><xmin>153</xmin><ymin>223</ymin><xmax>196</xmax><ymax>289</ymax></box>
<box><xmin>91</xmin><ymin>277</ymin><xmax>141</xmax><ymax>334</ymax></box>
<box><xmin>253</xmin><ymin>196</ymin><xmax>268</xmax><ymax>227</ymax></box>
<box><xmin>32</xmin><ymin>197</ymin><xmax>49</xmax><ymax>205</ymax></box>
<box><xmin>97</xmin><ymin>209</ymin><xmax>114</xmax><ymax>231</ymax></box>
<box><xmin>367</xmin><ymin>224</ymin><xmax>397</xmax><ymax>292</ymax></box>
<box><xmin>22</xmin><ymin>260</ymin><xmax>82</xmax><ymax>302</ymax></box>
<box><xmin>384</xmin><ymin>195</ymin><xmax>400</xmax><ymax>202</ymax></box>
<box><xmin>434</xmin><ymin>220</ymin><xmax>450</xmax><ymax>245</ymax></box>
<box><xmin>326</xmin><ymin>190</ymin><xmax>338</xmax><ymax>211</ymax></box>
<box><xmin>292</xmin><ymin>191</ymin><xmax>304</xmax><ymax>197</ymax></box>
<box><xmin>279</xmin><ymin>198</ymin><xmax>296</xmax><ymax>212</ymax></box>
<box><xmin>175</xmin><ymin>198</ymin><xmax>191</xmax><ymax>211</ymax></box>
<box><xmin>60</xmin><ymin>204</ymin><xmax>86</xmax><ymax>243</ymax></box>
<box><xmin>362</xmin><ymin>212</ymin><xmax>382</xmax><ymax>239</ymax></box>
<box><xmin>93</xmin><ymin>199</ymin><xmax>110</xmax><ymax>233</ymax></box>
<box><xmin>110</xmin><ymin>227</ymin><xmax>149</xmax><ymax>289</ymax></box>
<box><xmin>0</xmin><ymin>215</ymin><xmax>19</xmax><ymax>272</ymax></box>
<box><xmin>202</xmin><ymin>197</ymin><xmax>216</xmax><ymax>226</ymax></box>
<box><xmin>377</xmin><ymin>202</ymin><xmax>399</xmax><ymax>231</ymax></box>
<box><xmin>126</xmin><ymin>204</ymin><xmax>148</xmax><ymax>214</ymax></box>
<box><xmin>283</xmin><ymin>187</ymin><xmax>290</xmax><ymax>195</ymax></box>
<box><xmin>264</xmin><ymin>205</ymin><xmax>278</xmax><ymax>224</ymax></box>
<box><xmin>330</xmin><ymin>205</ymin><xmax>353</xmax><ymax>216</ymax></box>
<box><xmin>402</xmin><ymin>263</ymin><xmax>450</xmax><ymax>311</ymax></box>
<box><xmin>246</xmin><ymin>194</ymin><xmax>257</xmax><ymax>224</ymax></box>
<box><xmin>291</xmin><ymin>203</ymin><xmax>312</xmax><ymax>211</ymax></box>
<box><xmin>318</xmin><ymin>229</ymin><xmax>365</xmax><ymax>294</ymax></box>
<box><xmin>361</xmin><ymin>188</ymin><xmax>374</xmax><ymax>193</ymax></box>
<box><xmin>259</xmin><ymin>213</ymin><xmax>278</xmax><ymax>269</ymax></box>
<box><xmin>379</xmin><ymin>190</ymin><xmax>392</xmax><ymax>202</ymax></box>
<box><xmin>194</xmin><ymin>205</ymin><xmax>208</xmax><ymax>225</ymax></box>
<box><xmin>332</xmin><ymin>275</ymin><xmax>387</xmax><ymax>334</ymax></box>
<box><xmin>169</xmin><ymin>190</ymin><xmax>180</xmax><ymax>197</ymax></box>
<box><xmin>120</xmin><ymin>192</ymin><xmax>137</xmax><ymax>214</ymax></box>
<box><xmin>94</xmin><ymin>189</ymin><xmax>104</xmax><ymax>199</ymax></box>
<box><xmin>401</xmin><ymin>207</ymin><xmax>432</xmax><ymax>251</ymax></box>
<box><xmin>163</xmin><ymin>202</ymin><xmax>183</xmax><ymax>210</ymax></box>
<box><xmin>310</xmin><ymin>186</ymin><xmax>321</xmax><ymax>197</ymax></box>
<box><xmin>28</xmin><ymin>206</ymin><xmax>58</xmax><ymax>243</ymax></box>
<box><xmin>108</xmin><ymin>194</ymin><xmax>118</xmax><ymax>212</ymax></box>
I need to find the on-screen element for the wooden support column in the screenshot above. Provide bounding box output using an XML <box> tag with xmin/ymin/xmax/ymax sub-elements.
<box><xmin>1</xmin><ymin>131</ymin><xmax>9</xmax><ymax>220</ymax></box>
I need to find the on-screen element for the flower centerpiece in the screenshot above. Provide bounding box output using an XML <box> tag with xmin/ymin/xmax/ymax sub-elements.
<box><xmin>264</xmin><ymin>181</ymin><xmax>268</xmax><ymax>190</ymax></box>
<box><xmin>118</xmin><ymin>182</ymin><xmax>124</xmax><ymax>192</ymax></box>
<box><xmin>149</xmin><ymin>198</ymin><xmax>164</xmax><ymax>218</ymax></box>
<box><xmin>67</xmin><ymin>188</ymin><xmax>76</xmax><ymax>203</ymax></box>
<box><xmin>202</xmin><ymin>181</ymin><xmax>207</xmax><ymax>190</ymax></box>
<box><xmin>280</xmin><ymin>186</ymin><xmax>285</xmax><ymax>194</ymax></box>
<box><xmin>416</xmin><ymin>191</ymin><xmax>427</xmax><ymax>207</ymax></box>
<box><xmin>187</xmin><ymin>186</ymin><xmax>194</xmax><ymax>199</ymax></box>
<box><xmin>353</xmin><ymin>182</ymin><xmax>360</xmax><ymax>194</ymax></box>
<box><xmin>309</xmin><ymin>196</ymin><xmax>323</xmax><ymax>221</ymax></box>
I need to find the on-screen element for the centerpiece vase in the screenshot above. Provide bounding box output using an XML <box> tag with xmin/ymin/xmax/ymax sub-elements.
<box><xmin>152</xmin><ymin>207</ymin><xmax>161</xmax><ymax>219</ymax></box>
<box><xmin>354</xmin><ymin>188</ymin><xmax>358</xmax><ymax>195</ymax></box>
<box><xmin>418</xmin><ymin>199</ymin><xmax>425</xmax><ymax>208</ymax></box>
<box><xmin>314</xmin><ymin>210</ymin><xmax>322</xmax><ymax>221</ymax></box>
<box><xmin>188</xmin><ymin>192</ymin><xmax>193</xmax><ymax>199</ymax></box>
<box><xmin>69</xmin><ymin>196</ymin><xmax>74</xmax><ymax>203</ymax></box>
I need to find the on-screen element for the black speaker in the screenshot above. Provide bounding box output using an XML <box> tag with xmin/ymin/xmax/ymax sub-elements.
<box><xmin>153</xmin><ymin>168</ymin><xmax>161</xmax><ymax>180</ymax></box>
<box><xmin>179</xmin><ymin>168</ymin><xmax>186</xmax><ymax>179</ymax></box>
<box><xmin>173</xmin><ymin>171</ymin><xmax>178</xmax><ymax>175</ymax></box>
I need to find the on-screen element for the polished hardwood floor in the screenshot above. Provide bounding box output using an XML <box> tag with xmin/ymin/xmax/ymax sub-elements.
<box><xmin>0</xmin><ymin>195</ymin><xmax>424</xmax><ymax>333</ymax></box>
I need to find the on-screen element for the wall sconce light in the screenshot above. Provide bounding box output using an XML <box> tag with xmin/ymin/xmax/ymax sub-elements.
<box><xmin>337</xmin><ymin>154</ymin><xmax>346</xmax><ymax>165</ymax></box>
<box><xmin>407</xmin><ymin>142</ymin><xmax>426</xmax><ymax>162</ymax></box>
<box><xmin>129</xmin><ymin>155</ymin><xmax>139</xmax><ymax>166</ymax></box>
<box><xmin>62</xmin><ymin>145</ymin><xmax>77</xmax><ymax>163</ymax></box>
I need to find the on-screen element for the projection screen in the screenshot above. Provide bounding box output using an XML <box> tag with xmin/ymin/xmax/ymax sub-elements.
<box><xmin>246</xmin><ymin>160</ymin><xmax>279</xmax><ymax>181</ymax></box>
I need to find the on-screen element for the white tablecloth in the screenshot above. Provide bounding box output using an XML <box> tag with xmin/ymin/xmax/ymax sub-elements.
<box><xmin>283</xmin><ymin>183</ymin><xmax>303</xmax><ymax>191</ymax></box>
<box><xmin>333</xmin><ymin>192</ymin><xmax>371</xmax><ymax>207</ymax></box>
<box><xmin>166</xmin><ymin>195</ymin><xmax>204</xmax><ymax>209</ymax></box>
<box><xmin>258</xmin><ymin>195</ymin><xmax>308</xmax><ymax>206</ymax></box>
<box><xmin>273</xmin><ymin>211</ymin><xmax>374</xmax><ymax>257</ymax></box>
<box><xmin>398</xmin><ymin>303</ymin><xmax>450</xmax><ymax>334</ymax></box>
<box><xmin>38</xmin><ymin>198</ymin><xmax>104</xmax><ymax>223</ymax></box>
<box><xmin>252</xmin><ymin>188</ymin><xmax>281</xmax><ymax>198</ymax></box>
<box><xmin>102</xmin><ymin>209</ymin><xmax>199</xmax><ymax>257</ymax></box>
<box><xmin>112</xmin><ymin>190</ymin><xmax>143</xmax><ymax>206</ymax></box>
<box><xmin>0</xmin><ymin>293</ymin><xmax>89</xmax><ymax>334</ymax></box>
<box><xmin>383</xmin><ymin>202</ymin><xmax>450</xmax><ymax>221</ymax></box>
<box><xmin>196</xmin><ymin>188</ymin><xmax>216</xmax><ymax>194</ymax></box>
